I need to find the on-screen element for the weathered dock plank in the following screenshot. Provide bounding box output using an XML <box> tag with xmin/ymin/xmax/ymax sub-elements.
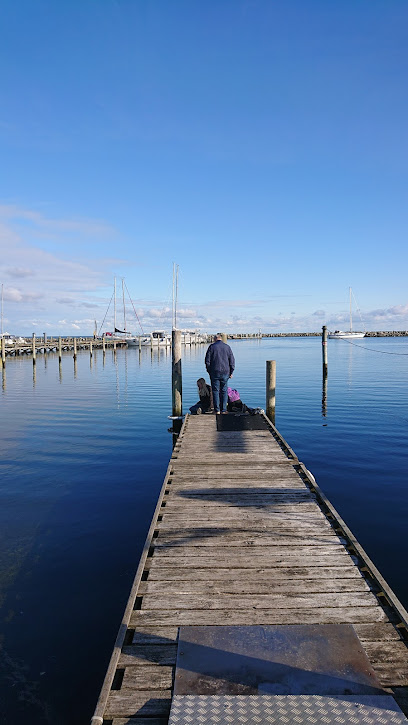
<box><xmin>92</xmin><ymin>413</ymin><xmax>408</xmax><ymax>724</ymax></box>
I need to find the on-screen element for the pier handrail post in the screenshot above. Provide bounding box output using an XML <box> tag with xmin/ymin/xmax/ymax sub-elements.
<box><xmin>58</xmin><ymin>336</ymin><xmax>62</xmax><ymax>362</ymax></box>
<box><xmin>266</xmin><ymin>360</ymin><xmax>276</xmax><ymax>424</ymax></box>
<box><xmin>32</xmin><ymin>333</ymin><xmax>36</xmax><ymax>365</ymax></box>
<box><xmin>322</xmin><ymin>325</ymin><xmax>328</xmax><ymax>377</ymax></box>
<box><xmin>172</xmin><ymin>329</ymin><xmax>182</xmax><ymax>416</ymax></box>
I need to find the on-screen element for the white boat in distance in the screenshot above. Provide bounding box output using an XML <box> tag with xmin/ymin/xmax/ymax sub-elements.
<box><xmin>328</xmin><ymin>287</ymin><xmax>366</xmax><ymax>339</ymax></box>
<box><xmin>127</xmin><ymin>329</ymin><xmax>207</xmax><ymax>347</ymax></box>
<box><xmin>127</xmin><ymin>330</ymin><xmax>171</xmax><ymax>347</ymax></box>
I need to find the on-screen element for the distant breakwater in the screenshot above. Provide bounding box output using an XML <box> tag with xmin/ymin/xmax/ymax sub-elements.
<box><xmin>230</xmin><ymin>331</ymin><xmax>408</xmax><ymax>339</ymax></box>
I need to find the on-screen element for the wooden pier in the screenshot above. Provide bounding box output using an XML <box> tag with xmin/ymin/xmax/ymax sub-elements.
<box><xmin>92</xmin><ymin>413</ymin><xmax>408</xmax><ymax>724</ymax></box>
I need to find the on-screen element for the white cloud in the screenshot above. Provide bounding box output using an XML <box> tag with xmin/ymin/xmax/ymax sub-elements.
<box><xmin>4</xmin><ymin>266</ymin><xmax>34</xmax><ymax>278</ymax></box>
<box><xmin>0</xmin><ymin>204</ymin><xmax>115</xmax><ymax>237</ymax></box>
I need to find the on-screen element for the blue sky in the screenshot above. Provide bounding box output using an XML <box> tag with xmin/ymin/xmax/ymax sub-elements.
<box><xmin>1</xmin><ymin>0</ymin><xmax>407</xmax><ymax>334</ymax></box>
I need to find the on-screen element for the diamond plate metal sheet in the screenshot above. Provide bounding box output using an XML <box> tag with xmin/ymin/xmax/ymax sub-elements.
<box><xmin>168</xmin><ymin>695</ymin><xmax>408</xmax><ymax>724</ymax></box>
<box><xmin>174</xmin><ymin>625</ymin><xmax>383</xmax><ymax>696</ymax></box>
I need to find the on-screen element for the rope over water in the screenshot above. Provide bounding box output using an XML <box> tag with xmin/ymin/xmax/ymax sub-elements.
<box><xmin>337</xmin><ymin>337</ymin><xmax>408</xmax><ymax>355</ymax></box>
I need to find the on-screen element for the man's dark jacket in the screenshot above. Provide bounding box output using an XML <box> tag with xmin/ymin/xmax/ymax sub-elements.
<box><xmin>205</xmin><ymin>340</ymin><xmax>235</xmax><ymax>377</ymax></box>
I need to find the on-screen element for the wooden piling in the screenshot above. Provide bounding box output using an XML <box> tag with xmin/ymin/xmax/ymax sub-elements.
<box><xmin>172</xmin><ymin>329</ymin><xmax>182</xmax><ymax>417</ymax></box>
<box><xmin>43</xmin><ymin>332</ymin><xmax>47</xmax><ymax>348</ymax></box>
<box><xmin>32</xmin><ymin>333</ymin><xmax>36</xmax><ymax>364</ymax></box>
<box><xmin>138</xmin><ymin>336</ymin><xmax>141</xmax><ymax>352</ymax></box>
<box><xmin>58</xmin><ymin>336</ymin><xmax>62</xmax><ymax>362</ymax></box>
<box><xmin>266</xmin><ymin>359</ymin><xmax>276</xmax><ymax>424</ymax></box>
<box><xmin>89</xmin><ymin>339</ymin><xmax>93</xmax><ymax>357</ymax></box>
<box><xmin>322</xmin><ymin>325</ymin><xmax>328</xmax><ymax>377</ymax></box>
<box><xmin>113</xmin><ymin>340</ymin><xmax>117</xmax><ymax>354</ymax></box>
<box><xmin>73</xmin><ymin>337</ymin><xmax>77</xmax><ymax>359</ymax></box>
<box><xmin>102</xmin><ymin>335</ymin><xmax>106</xmax><ymax>353</ymax></box>
<box><xmin>1</xmin><ymin>337</ymin><xmax>5</xmax><ymax>367</ymax></box>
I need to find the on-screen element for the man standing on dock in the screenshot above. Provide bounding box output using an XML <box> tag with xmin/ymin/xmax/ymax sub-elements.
<box><xmin>205</xmin><ymin>333</ymin><xmax>235</xmax><ymax>414</ymax></box>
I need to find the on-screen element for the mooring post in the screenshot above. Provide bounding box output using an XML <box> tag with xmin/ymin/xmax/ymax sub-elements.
<box><xmin>102</xmin><ymin>335</ymin><xmax>106</xmax><ymax>354</ymax></box>
<box><xmin>113</xmin><ymin>340</ymin><xmax>116</xmax><ymax>354</ymax></box>
<box><xmin>43</xmin><ymin>332</ymin><xmax>47</xmax><ymax>349</ymax></box>
<box><xmin>322</xmin><ymin>325</ymin><xmax>328</xmax><ymax>377</ymax></box>
<box><xmin>89</xmin><ymin>339</ymin><xmax>93</xmax><ymax>358</ymax></box>
<box><xmin>172</xmin><ymin>329</ymin><xmax>182</xmax><ymax>416</ymax></box>
<box><xmin>32</xmin><ymin>333</ymin><xmax>36</xmax><ymax>364</ymax></box>
<box><xmin>1</xmin><ymin>337</ymin><xmax>5</xmax><ymax>367</ymax></box>
<box><xmin>138</xmin><ymin>336</ymin><xmax>141</xmax><ymax>352</ymax></box>
<box><xmin>266</xmin><ymin>360</ymin><xmax>276</xmax><ymax>424</ymax></box>
<box><xmin>73</xmin><ymin>337</ymin><xmax>77</xmax><ymax>359</ymax></box>
<box><xmin>58</xmin><ymin>336</ymin><xmax>62</xmax><ymax>362</ymax></box>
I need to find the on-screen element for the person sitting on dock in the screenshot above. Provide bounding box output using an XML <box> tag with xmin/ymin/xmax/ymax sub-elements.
<box><xmin>227</xmin><ymin>386</ymin><xmax>257</xmax><ymax>414</ymax></box>
<box><xmin>189</xmin><ymin>378</ymin><xmax>214</xmax><ymax>415</ymax></box>
<box><xmin>205</xmin><ymin>333</ymin><xmax>235</xmax><ymax>414</ymax></box>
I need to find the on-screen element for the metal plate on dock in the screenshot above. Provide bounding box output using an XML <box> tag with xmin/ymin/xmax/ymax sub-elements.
<box><xmin>168</xmin><ymin>695</ymin><xmax>408</xmax><ymax>725</ymax></box>
<box><xmin>216</xmin><ymin>413</ymin><xmax>268</xmax><ymax>431</ymax></box>
<box><xmin>174</xmin><ymin>625</ymin><xmax>384</xmax><ymax>696</ymax></box>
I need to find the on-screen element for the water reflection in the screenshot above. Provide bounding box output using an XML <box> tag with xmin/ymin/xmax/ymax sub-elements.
<box><xmin>2</xmin><ymin>367</ymin><xmax>6</xmax><ymax>392</ymax></box>
<box><xmin>322</xmin><ymin>371</ymin><xmax>327</xmax><ymax>419</ymax></box>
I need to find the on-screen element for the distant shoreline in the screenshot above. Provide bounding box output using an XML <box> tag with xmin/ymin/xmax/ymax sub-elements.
<box><xmin>229</xmin><ymin>331</ymin><xmax>408</xmax><ymax>338</ymax></box>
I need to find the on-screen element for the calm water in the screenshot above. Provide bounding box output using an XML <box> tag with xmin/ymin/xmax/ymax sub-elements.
<box><xmin>1</xmin><ymin>337</ymin><xmax>407</xmax><ymax>724</ymax></box>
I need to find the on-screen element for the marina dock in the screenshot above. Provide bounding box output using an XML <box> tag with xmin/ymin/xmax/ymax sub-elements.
<box><xmin>92</xmin><ymin>412</ymin><xmax>408</xmax><ymax>724</ymax></box>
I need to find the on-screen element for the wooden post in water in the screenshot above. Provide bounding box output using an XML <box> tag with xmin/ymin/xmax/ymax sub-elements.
<box><xmin>322</xmin><ymin>325</ymin><xmax>328</xmax><ymax>377</ymax></box>
<box><xmin>58</xmin><ymin>336</ymin><xmax>62</xmax><ymax>362</ymax></box>
<box><xmin>138</xmin><ymin>336</ymin><xmax>141</xmax><ymax>352</ymax></box>
<box><xmin>172</xmin><ymin>329</ymin><xmax>182</xmax><ymax>417</ymax></box>
<box><xmin>73</xmin><ymin>337</ymin><xmax>77</xmax><ymax>359</ymax></box>
<box><xmin>89</xmin><ymin>339</ymin><xmax>93</xmax><ymax>357</ymax></box>
<box><xmin>32</xmin><ymin>333</ymin><xmax>36</xmax><ymax>364</ymax></box>
<box><xmin>102</xmin><ymin>335</ymin><xmax>106</xmax><ymax>354</ymax></box>
<box><xmin>113</xmin><ymin>340</ymin><xmax>116</xmax><ymax>354</ymax></box>
<box><xmin>1</xmin><ymin>337</ymin><xmax>5</xmax><ymax>367</ymax></box>
<box><xmin>43</xmin><ymin>332</ymin><xmax>47</xmax><ymax>349</ymax></box>
<box><xmin>266</xmin><ymin>360</ymin><xmax>276</xmax><ymax>425</ymax></box>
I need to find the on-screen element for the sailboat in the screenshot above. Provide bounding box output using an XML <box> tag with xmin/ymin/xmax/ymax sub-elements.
<box><xmin>104</xmin><ymin>277</ymin><xmax>143</xmax><ymax>344</ymax></box>
<box><xmin>328</xmin><ymin>287</ymin><xmax>366</xmax><ymax>339</ymax></box>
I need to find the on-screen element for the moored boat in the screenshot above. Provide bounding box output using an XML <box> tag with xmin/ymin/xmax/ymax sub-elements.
<box><xmin>328</xmin><ymin>287</ymin><xmax>366</xmax><ymax>339</ymax></box>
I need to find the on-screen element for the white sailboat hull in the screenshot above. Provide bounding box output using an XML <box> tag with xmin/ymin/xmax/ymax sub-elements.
<box><xmin>328</xmin><ymin>331</ymin><xmax>365</xmax><ymax>339</ymax></box>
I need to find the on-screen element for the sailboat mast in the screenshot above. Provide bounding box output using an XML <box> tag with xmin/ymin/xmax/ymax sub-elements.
<box><xmin>122</xmin><ymin>278</ymin><xmax>127</xmax><ymax>331</ymax></box>
<box><xmin>172</xmin><ymin>263</ymin><xmax>175</xmax><ymax>330</ymax></box>
<box><xmin>114</xmin><ymin>277</ymin><xmax>117</xmax><ymax>333</ymax></box>
<box><xmin>1</xmin><ymin>283</ymin><xmax>3</xmax><ymax>337</ymax></box>
<box><xmin>349</xmin><ymin>286</ymin><xmax>352</xmax><ymax>332</ymax></box>
<box><xmin>175</xmin><ymin>264</ymin><xmax>179</xmax><ymax>330</ymax></box>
